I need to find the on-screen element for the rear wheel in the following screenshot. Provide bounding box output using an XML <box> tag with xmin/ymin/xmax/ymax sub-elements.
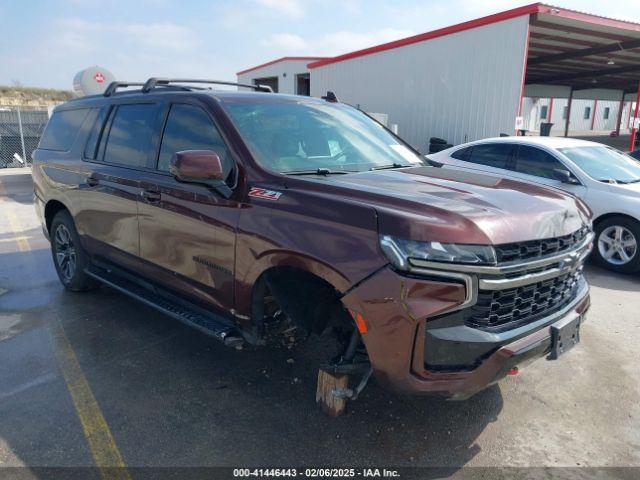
<box><xmin>50</xmin><ymin>210</ymin><xmax>99</xmax><ymax>291</ymax></box>
<box><xmin>594</xmin><ymin>217</ymin><xmax>640</xmax><ymax>273</ymax></box>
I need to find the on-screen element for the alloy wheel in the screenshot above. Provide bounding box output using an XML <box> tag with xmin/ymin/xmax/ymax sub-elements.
<box><xmin>597</xmin><ymin>225</ymin><xmax>637</xmax><ymax>266</ymax></box>
<box><xmin>54</xmin><ymin>224</ymin><xmax>77</xmax><ymax>281</ymax></box>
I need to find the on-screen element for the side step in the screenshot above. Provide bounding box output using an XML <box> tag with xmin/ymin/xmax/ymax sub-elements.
<box><xmin>85</xmin><ymin>266</ymin><xmax>244</xmax><ymax>348</ymax></box>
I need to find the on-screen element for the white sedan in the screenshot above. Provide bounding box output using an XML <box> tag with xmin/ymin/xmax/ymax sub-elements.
<box><xmin>428</xmin><ymin>136</ymin><xmax>640</xmax><ymax>274</ymax></box>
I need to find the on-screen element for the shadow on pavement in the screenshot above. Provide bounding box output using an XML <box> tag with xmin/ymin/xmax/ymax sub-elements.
<box><xmin>584</xmin><ymin>263</ymin><xmax>640</xmax><ymax>292</ymax></box>
<box><xmin>0</xmin><ymin>173</ymin><xmax>35</xmax><ymax>205</ymax></box>
<box><xmin>0</xmin><ymin>255</ymin><xmax>504</xmax><ymax>470</ymax></box>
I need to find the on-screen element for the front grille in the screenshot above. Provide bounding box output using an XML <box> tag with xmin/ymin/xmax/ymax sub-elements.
<box><xmin>494</xmin><ymin>226</ymin><xmax>590</xmax><ymax>263</ymax></box>
<box><xmin>465</xmin><ymin>269</ymin><xmax>583</xmax><ymax>330</ymax></box>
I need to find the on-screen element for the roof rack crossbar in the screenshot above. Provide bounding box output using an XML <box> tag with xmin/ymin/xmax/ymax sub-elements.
<box><xmin>103</xmin><ymin>81</ymin><xmax>146</xmax><ymax>97</ymax></box>
<box><xmin>142</xmin><ymin>78</ymin><xmax>273</xmax><ymax>93</ymax></box>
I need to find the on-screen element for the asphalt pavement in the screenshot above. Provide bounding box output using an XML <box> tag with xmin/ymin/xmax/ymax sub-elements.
<box><xmin>0</xmin><ymin>168</ymin><xmax>638</xmax><ymax>479</ymax></box>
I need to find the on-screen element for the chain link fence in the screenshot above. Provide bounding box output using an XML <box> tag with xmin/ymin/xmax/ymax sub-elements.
<box><xmin>0</xmin><ymin>105</ymin><xmax>50</xmax><ymax>168</ymax></box>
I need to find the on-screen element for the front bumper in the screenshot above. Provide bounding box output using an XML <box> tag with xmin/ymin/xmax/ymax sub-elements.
<box><xmin>341</xmin><ymin>243</ymin><xmax>591</xmax><ymax>399</ymax></box>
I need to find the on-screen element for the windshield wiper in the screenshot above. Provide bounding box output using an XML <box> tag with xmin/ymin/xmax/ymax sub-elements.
<box><xmin>598</xmin><ymin>178</ymin><xmax>640</xmax><ymax>184</ymax></box>
<box><xmin>370</xmin><ymin>162</ymin><xmax>409</xmax><ymax>171</ymax></box>
<box><xmin>283</xmin><ymin>168</ymin><xmax>354</xmax><ymax>176</ymax></box>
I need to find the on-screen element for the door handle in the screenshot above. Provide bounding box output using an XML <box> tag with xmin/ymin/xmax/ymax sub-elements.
<box><xmin>86</xmin><ymin>176</ymin><xmax>99</xmax><ymax>187</ymax></box>
<box><xmin>140</xmin><ymin>189</ymin><xmax>161</xmax><ymax>203</ymax></box>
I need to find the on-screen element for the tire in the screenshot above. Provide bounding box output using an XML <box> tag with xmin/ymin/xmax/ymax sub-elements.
<box><xmin>429</xmin><ymin>137</ymin><xmax>447</xmax><ymax>145</ymax></box>
<box><xmin>50</xmin><ymin>210</ymin><xmax>99</xmax><ymax>291</ymax></box>
<box><xmin>428</xmin><ymin>143</ymin><xmax>453</xmax><ymax>153</ymax></box>
<box><xmin>593</xmin><ymin>216</ymin><xmax>640</xmax><ymax>274</ymax></box>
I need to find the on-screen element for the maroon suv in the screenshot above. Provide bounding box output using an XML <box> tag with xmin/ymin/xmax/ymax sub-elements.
<box><xmin>32</xmin><ymin>78</ymin><xmax>593</xmax><ymax>416</ymax></box>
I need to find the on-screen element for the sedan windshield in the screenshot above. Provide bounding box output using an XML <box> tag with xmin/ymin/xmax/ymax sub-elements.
<box><xmin>558</xmin><ymin>146</ymin><xmax>640</xmax><ymax>184</ymax></box>
<box><xmin>221</xmin><ymin>100</ymin><xmax>423</xmax><ymax>174</ymax></box>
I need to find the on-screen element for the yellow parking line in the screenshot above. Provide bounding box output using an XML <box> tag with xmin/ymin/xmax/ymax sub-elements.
<box><xmin>51</xmin><ymin>322</ymin><xmax>132</xmax><ymax>480</ymax></box>
<box><xmin>0</xmin><ymin>178</ymin><xmax>131</xmax><ymax>480</ymax></box>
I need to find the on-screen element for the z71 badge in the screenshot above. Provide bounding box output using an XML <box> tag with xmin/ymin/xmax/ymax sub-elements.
<box><xmin>248</xmin><ymin>187</ymin><xmax>282</xmax><ymax>200</ymax></box>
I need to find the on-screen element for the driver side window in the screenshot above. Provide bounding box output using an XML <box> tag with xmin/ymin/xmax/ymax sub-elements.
<box><xmin>157</xmin><ymin>104</ymin><xmax>232</xmax><ymax>180</ymax></box>
<box><xmin>513</xmin><ymin>145</ymin><xmax>565</xmax><ymax>179</ymax></box>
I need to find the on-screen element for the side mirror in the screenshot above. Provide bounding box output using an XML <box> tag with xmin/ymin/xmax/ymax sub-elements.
<box><xmin>552</xmin><ymin>168</ymin><xmax>580</xmax><ymax>185</ymax></box>
<box><xmin>170</xmin><ymin>150</ymin><xmax>232</xmax><ymax>198</ymax></box>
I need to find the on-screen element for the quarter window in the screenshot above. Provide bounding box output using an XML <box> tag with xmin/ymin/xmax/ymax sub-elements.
<box><xmin>466</xmin><ymin>144</ymin><xmax>514</xmax><ymax>169</ymax></box>
<box><xmin>103</xmin><ymin>104</ymin><xmax>158</xmax><ymax>168</ymax></box>
<box><xmin>157</xmin><ymin>104</ymin><xmax>230</xmax><ymax>176</ymax></box>
<box><xmin>514</xmin><ymin>145</ymin><xmax>565</xmax><ymax>179</ymax></box>
<box><xmin>39</xmin><ymin>108</ymin><xmax>91</xmax><ymax>151</ymax></box>
<box><xmin>451</xmin><ymin>147</ymin><xmax>471</xmax><ymax>161</ymax></box>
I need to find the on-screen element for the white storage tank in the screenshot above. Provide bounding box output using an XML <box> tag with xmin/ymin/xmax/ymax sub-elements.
<box><xmin>73</xmin><ymin>66</ymin><xmax>115</xmax><ymax>96</ymax></box>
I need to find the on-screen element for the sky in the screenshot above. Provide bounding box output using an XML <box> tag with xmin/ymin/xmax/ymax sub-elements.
<box><xmin>1</xmin><ymin>0</ymin><xmax>640</xmax><ymax>90</ymax></box>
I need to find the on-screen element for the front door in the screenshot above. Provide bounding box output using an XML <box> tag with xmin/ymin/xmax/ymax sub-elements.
<box><xmin>137</xmin><ymin>102</ymin><xmax>239</xmax><ymax>313</ymax></box>
<box><xmin>507</xmin><ymin>145</ymin><xmax>587</xmax><ymax>199</ymax></box>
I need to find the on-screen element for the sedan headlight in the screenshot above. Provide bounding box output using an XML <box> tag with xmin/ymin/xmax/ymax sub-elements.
<box><xmin>379</xmin><ymin>235</ymin><xmax>497</xmax><ymax>271</ymax></box>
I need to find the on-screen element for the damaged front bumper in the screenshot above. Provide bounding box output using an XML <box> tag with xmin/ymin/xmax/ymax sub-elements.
<box><xmin>341</xmin><ymin>233</ymin><xmax>593</xmax><ymax>399</ymax></box>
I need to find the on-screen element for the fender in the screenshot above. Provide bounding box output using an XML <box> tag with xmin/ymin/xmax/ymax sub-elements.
<box><xmin>234</xmin><ymin>249</ymin><xmax>354</xmax><ymax>322</ymax></box>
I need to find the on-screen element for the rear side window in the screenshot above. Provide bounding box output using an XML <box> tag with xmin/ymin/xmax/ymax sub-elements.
<box><xmin>467</xmin><ymin>144</ymin><xmax>513</xmax><ymax>169</ymax></box>
<box><xmin>451</xmin><ymin>147</ymin><xmax>471</xmax><ymax>161</ymax></box>
<box><xmin>513</xmin><ymin>145</ymin><xmax>565</xmax><ymax>179</ymax></box>
<box><xmin>83</xmin><ymin>107</ymin><xmax>109</xmax><ymax>160</ymax></box>
<box><xmin>39</xmin><ymin>108</ymin><xmax>91</xmax><ymax>151</ymax></box>
<box><xmin>157</xmin><ymin>104</ymin><xmax>230</xmax><ymax>175</ymax></box>
<box><xmin>103</xmin><ymin>104</ymin><xmax>158</xmax><ymax>168</ymax></box>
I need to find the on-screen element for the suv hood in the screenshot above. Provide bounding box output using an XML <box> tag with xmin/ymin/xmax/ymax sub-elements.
<box><xmin>324</xmin><ymin>166</ymin><xmax>590</xmax><ymax>245</ymax></box>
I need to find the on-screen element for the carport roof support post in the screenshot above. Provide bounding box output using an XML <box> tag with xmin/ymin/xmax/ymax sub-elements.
<box><xmin>564</xmin><ymin>88</ymin><xmax>574</xmax><ymax>138</ymax></box>
<box><xmin>615</xmin><ymin>93</ymin><xmax>625</xmax><ymax>136</ymax></box>
<box><xmin>630</xmin><ymin>80</ymin><xmax>640</xmax><ymax>152</ymax></box>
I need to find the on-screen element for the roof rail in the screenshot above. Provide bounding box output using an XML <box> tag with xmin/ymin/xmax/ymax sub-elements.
<box><xmin>141</xmin><ymin>78</ymin><xmax>274</xmax><ymax>93</ymax></box>
<box><xmin>103</xmin><ymin>81</ymin><xmax>146</xmax><ymax>97</ymax></box>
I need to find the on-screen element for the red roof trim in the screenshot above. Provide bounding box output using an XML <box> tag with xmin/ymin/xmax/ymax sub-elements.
<box><xmin>236</xmin><ymin>56</ymin><xmax>329</xmax><ymax>76</ymax></box>
<box><xmin>308</xmin><ymin>2</ymin><xmax>640</xmax><ymax>69</ymax></box>
<box><xmin>308</xmin><ymin>3</ymin><xmax>542</xmax><ymax>69</ymax></box>
<box><xmin>538</xmin><ymin>4</ymin><xmax>640</xmax><ymax>32</ymax></box>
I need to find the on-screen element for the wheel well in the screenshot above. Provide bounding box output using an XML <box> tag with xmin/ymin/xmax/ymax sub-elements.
<box><xmin>250</xmin><ymin>266</ymin><xmax>353</xmax><ymax>340</ymax></box>
<box><xmin>44</xmin><ymin>200</ymin><xmax>68</xmax><ymax>233</ymax></box>
<box><xmin>593</xmin><ymin>213</ymin><xmax>640</xmax><ymax>230</ymax></box>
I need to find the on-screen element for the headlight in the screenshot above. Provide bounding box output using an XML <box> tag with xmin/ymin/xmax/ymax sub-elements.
<box><xmin>379</xmin><ymin>235</ymin><xmax>497</xmax><ymax>270</ymax></box>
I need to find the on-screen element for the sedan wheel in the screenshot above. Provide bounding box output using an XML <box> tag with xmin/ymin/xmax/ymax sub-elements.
<box><xmin>597</xmin><ymin>225</ymin><xmax>637</xmax><ymax>266</ymax></box>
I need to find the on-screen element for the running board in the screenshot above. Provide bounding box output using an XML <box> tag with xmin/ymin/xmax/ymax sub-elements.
<box><xmin>85</xmin><ymin>267</ymin><xmax>244</xmax><ymax>348</ymax></box>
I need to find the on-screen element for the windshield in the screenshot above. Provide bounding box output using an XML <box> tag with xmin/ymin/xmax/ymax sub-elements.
<box><xmin>221</xmin><ymin>100</ymin><xmax>424</xmax><ymax>173</ymax></box>
<box><xmin>558</xmin><ymin>146</ymin><xmax>640</xmax><ymax>184</ymax></box>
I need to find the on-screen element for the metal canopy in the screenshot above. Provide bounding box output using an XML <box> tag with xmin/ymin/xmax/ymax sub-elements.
<box><xmin>525</xmin><ymin>11</ymin><xmax>640</xmax><ymax>93</ymax></box>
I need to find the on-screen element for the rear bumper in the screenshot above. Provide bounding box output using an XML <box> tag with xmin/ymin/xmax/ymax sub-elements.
<box><xmin>341</xmin><ymin>267</ymin><xmax>590</xmax><ymax>399</ymax></box>
<box><xmin>33</xmin><ymin>191</ymin><xmax>48</xmax><ymax>240</ymax></box>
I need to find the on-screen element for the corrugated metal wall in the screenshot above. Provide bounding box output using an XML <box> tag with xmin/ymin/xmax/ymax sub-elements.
<box><xmin>310</xmin><ymin>16</ymin><xmax>529</xmax><ymax>151</ymax></box>
<box><xmin>237</xmin><ymin>59</ymin><xmax>312</xmax><ymax>94</ymax></box>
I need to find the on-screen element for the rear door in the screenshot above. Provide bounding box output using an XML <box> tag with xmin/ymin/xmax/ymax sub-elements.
<box><xmin>137</xmin><ymin>100</ymin><xmax>240</xmax><ymax>312</ymax></box>
<box><xmin>76</xmin><ymin>101</ymin><xmax>162</xmax><ymax>271</ymax></box>
<box><xmin>443</xmin><ymin>143</ymin><xmax>516</xmax><ymax>177</ymax></box>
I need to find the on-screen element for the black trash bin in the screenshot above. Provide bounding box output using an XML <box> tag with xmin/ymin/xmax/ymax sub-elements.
<box><xmin>540</xmin><ymin>122</ymin><xmax>554</xmax><ymax>136</ymax></box>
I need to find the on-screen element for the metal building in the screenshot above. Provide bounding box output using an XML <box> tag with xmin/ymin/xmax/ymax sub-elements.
<box><xmin>238</xmin><ymin>3</ymin><xmax>640</xmax><ymax>152</ymax></box>
<box><xmin>236</xmin><ymin>57</ymin><xmax>327</xmax><ymax>95</ymax></box>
